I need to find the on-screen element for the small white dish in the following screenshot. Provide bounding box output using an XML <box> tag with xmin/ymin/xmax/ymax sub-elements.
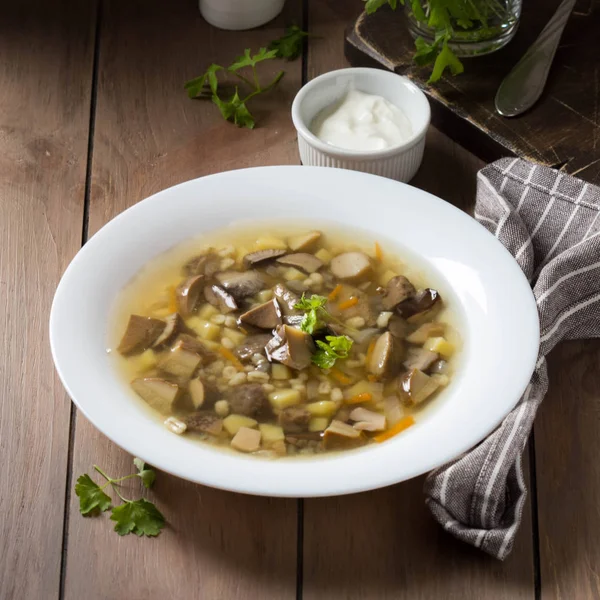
<box><xmin>50</xmin><ymin>167</ymin><xmax>539</xmax><ymax>498</ymax></box>
<box><xmin>199</xmin><ymin>0</ymin><xmax>285</xmax><ymax>31</ymax></box>
<box><xmin>291</xmin><ymin>68</ymin><xmax>431</xmax><ymax>182</ymax></box>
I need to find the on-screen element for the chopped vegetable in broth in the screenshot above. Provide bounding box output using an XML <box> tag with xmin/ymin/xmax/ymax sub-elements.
<box><xmin>111</xmin><ymin>225</ymin><xmax>460</xmax><ymax>458</ymax></box>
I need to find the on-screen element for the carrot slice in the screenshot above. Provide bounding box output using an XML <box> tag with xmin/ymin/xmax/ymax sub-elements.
<box><xmin>328</xmin><ymin>284</ymin><xmax>343</xmax><ymax>302</ymax></box>
<box><xmin>374</xmin><ymin>242</ymin><xmax>383</xmax><ymax>262</ymax></box>
<box><xmin>330</xmin><ymin>367</ymin><xmax>352</xmax><ymax>385</ymax></box>
<box><xmin>217</xmin><ymin>346</ymin><xmax>245</xmax><ymax>371</ymax></box>
<box><xmin>346</xmin><ymin>392</ymin><xmax>372</xmax><ymax>405</ymax></box>
<box><xmin>338</xmin><ymin>296</ymin><xmax>358</xmax><ymax>310</ymax></box>
<box><xmin>167</xmin><ymin>285</ymin><xmax>178</xmax><ymax>313</ymax></box>
<box><xmin>373</xmin><ymin>416</ymin><xmax>415</xmax><ymax>443</ymax></box>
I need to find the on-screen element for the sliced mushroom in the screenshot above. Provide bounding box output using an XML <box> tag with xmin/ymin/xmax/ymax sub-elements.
<box><xmin>388</xmin><ymin>315</ymin><xmax>408</xmax><ymax>339</ymax></box>
<box><xmin>238</xmin><ymin>299</ymin><xmax>282</xmax><ymax>330</ymax></box>
<box><xmin>228</xmin><ymin>383</ymin><xmax>268</xmax><ymax>417</ymax></box>
<box><xmin>273</xmin><ymin>283</ymin><xmax>301</xmax><ymax>314</ymax></box>
<box><xmin>283</xmin><ymin>314</ymin><xmax>305</xmax><ymax>327</ymax></box>
<box><xmin>396</xmin><ymin>288</ymin><xmax>441</xmax><ymax>321</ymax></box>
<box><xmin>183</xmin><ymin>252</ymin><xmax>221</xmax><ymax>277</ymax></box>
<box><xmin>367</xmin><ymin>331</ymin><xmax>403</xmax><ymax>379</ymax></box>
<box><xmin>279</xmin><ymin>406</ymin><xmax>311</xmax><ymax>433</ymax></box>
<box><xmin>176</xmin><ymin>275</ymin><xmax>205</xmax><ymax>317</ymax></box>
<box><xmin>287</xmin><ymin>231</ymin><xmax>321</xmax><ymax>252</ymax></box>
<box><xmin>286</xmin><ymin>431</ymin><xmax>324</xmax><ymax>446</ymax></box>
<box><xmin>131</xmin><ymin>378</ymin><xmax>179</xmax><ymax>413</ymax></box>
<box><xmin>152</xmin><ymin>313</ymin><xmax>187</xmax><ymax>348</ymax></box>
<box><xmin>231</xmin><ymin>426</ymin><xmax>262</xmax><ymax>452</ymax></box>
<box><xmin>204</xmin><ymin>284</ymin><xmax>238</xmax><ymax>313</ymax></box>
<box><xmin>183</xmin><ymin>412</ymin><xmax>223</xmax><ymax>435</ymax></box>
<box><xmin>118</xmin><ymin>315</ymin><xmax>166</xmax><ymax>355</ymax></box>
<box><xmin>276</xmin><ymin>253</ymin><xmax>323</xmax><ymax>274</ymax></box>
<box><xmin>349</xmin><ymin>407</ymin><xmax>387</xmax><ymax>431</ymax></box>
<box><xmin>216</xmin><ymin>270</ymin><xmax>264</xmax><ymax>300</ymax></box>
<box><xmin>234</xmin><ymin>334</ymin><xmax>272</xmax><ymax>361</ymax></box>
<box><xmin>330</xmin><ymin>252</ymin><xmax>372</xmax><ymax>282</ymax></box>
<box><xmin>265</xmin><ymin>325</ymin><xmax>315</xmax><ymax>371</ymax></box>
<box><xmin>323</xmin><ymin>420</ymin><xmax>367</xmax><ymax>450</ymax></box>
<box><xmin>398</xmin><ymin>368</ymin><xmax>441</xmax><ymax>406</ymax></box>
<box><xmin>188</xmin><ymin>377</ymin><xmax>205</xmax><ymax>409</ymax></box>
<box><xmin>429</xmin><ymin>359</ymin><xmax>450</xmax><ymax>375</ymax></box>
<box><xmin>176</xmin><ymin>333</ymin><xmax>217</xmax><ymax>363</ymax></box>
<box><xmin>158</xmin><ymin>341</ymin><xmax>202</xmax><ymax>378</ymax></box>
<box><xmin>381</xmin><ymin>276</ymin><xmax>416</xmax><ymax>310</ymax></box>
<box><xmin>403</xmin><ymin>348</ymin><xmax>438</xmax><ymax>372</ymax></box>
<box><xmin>243</xmin><ymin>248</ymin><xmax>287</xmax><ymax>267</ymax></box>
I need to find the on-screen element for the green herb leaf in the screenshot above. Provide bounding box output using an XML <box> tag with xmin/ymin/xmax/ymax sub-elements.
<box><xmin>295</xmin><ymin>293</ymin><xmax>329</xmax><ymax>334</ymax></box>
<box><xmin>184</xmin><ymin>64</ymin><xmax>223</xmax><ymax>98</ymax></box>
<box><xmin>312</xmin><ymin>335</ymin><xmax>353</xmax><ymax>369</ymax></box>
<box><xmin>75</xmin><ymin>474</ymin><xmax>112</xmax><ymax>516</ymax></box>
<box><xmin>364</xmin><ymin>0</ymin><xmax>400</xmax><ymax>15</ymax></box>
<box><xmin>133</xmin><ymin>458</ymin><xmax>156</xmax><ymax>489</ymax></box>
<box><xmin>228</xmin><ymin>47</ymin><xmax>278</xmax><ymax>72</ymax></box>
<box><xmin>268</xmin><ymin>25</ymin><xmax>310</xmax><ymax>61</ymax></box>
<box><xmin>213</xmin><ymin>89</ymin><xmax>256</xmax><ymax>129</ymax></box>
<box><xmin>428</xmin><ymin>39</ymin><xmax>464</xmax><ymax>83</ymax></box>
<box><xmin>110</xmin><ymin>499</ymin><xmax>166</xmax><ymax>537</ymax></box>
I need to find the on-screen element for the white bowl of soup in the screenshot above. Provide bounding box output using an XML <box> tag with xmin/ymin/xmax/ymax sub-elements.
<box><xmin>50</xmin><ymin>166</ymin><xmax>539</xmax><ymax>497</ymax></box>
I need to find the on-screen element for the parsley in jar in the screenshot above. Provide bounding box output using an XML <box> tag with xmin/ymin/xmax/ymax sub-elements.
<box><xmin>311</xmin><ymin>89</ymin><xmax>413</xmax><ymax>151</ymax></box>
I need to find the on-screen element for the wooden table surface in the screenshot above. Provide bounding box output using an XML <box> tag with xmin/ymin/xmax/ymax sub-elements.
<box><xmin>2</xmin><ymin>1</ymin><xmax>599</xmax><ymax>599</ymax></box>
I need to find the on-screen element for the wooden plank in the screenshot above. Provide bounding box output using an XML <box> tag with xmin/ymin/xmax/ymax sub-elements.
<box><xmin>303</xmin><ymin>2</ymin><xmax>536</xmax><ymax>598</ymax></box>
<box><xmin>536</xmin><ymin>340</ymin><xmax>600</xmax><ymax>599</ymax></box>
<box><xmin>344</xmin><ymin>1</ymin><xmax>600</xmax><ymax>183</ymax></box>
<box><xmin>62</xmin><ymin>1</ymin><xmax>302</xmax><ymax>598</ymax></box>
<box><xmin>0</xmin><ymin>1</ymin><xmax>95</xmax><ymax>598</ymax></box>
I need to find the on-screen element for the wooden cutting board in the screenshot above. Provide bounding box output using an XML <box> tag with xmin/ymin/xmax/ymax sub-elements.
<box><xmin>344</xmin><ymin>0</ymin><xmax>600</xmax><ymax>184</ymax></box>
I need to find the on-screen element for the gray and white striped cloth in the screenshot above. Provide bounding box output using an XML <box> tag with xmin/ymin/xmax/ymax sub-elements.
<box><xmin>424</xmin><ymin>157</ymin><xmax>600</xmax><ymax>559</ymax></box>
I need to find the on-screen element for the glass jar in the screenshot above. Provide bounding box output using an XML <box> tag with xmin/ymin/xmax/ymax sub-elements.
<box><xmin>406</xmin><ymin>0</ymin><xmax>522</xmax><ymax>57</ymax></box>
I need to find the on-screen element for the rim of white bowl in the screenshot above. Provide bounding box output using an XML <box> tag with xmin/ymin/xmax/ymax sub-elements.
<box><xmin>50</xmin><ymin>166</ymin><xmax>539</xmax><ymax>497</ymax></box>
<box><xmin>291</xmin><ymin>67</ymin><xmax>431</xmax><ymax>159</ymax></box>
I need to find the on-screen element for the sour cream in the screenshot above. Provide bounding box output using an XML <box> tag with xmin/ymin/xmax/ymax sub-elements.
<box><xmin>311</xmin><ymin>89</ymin><xmax>413</xmax><ymax>152</ymax></box>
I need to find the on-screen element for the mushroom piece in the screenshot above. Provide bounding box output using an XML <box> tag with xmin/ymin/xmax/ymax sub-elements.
<box><xmin>396</xmin><ymin>288</ymin><xmax>441</xmax><ymax>321</ymax></box>
<box><xmin>215</xmin><ymin>270</ymin><xmax>264</xmax><ymax>300</ymax></box>
<box><xmin>387</xmin><ymin>315</ymin><xmax>408</xmax><ymax>339</ymax></box>
<box><xmin>238</xmin><ymin>299</ymin><xmax>282</xmax><ymax>330</ymax></box>
<box><xmin>231</xmin><ymin>426</ymin><xmax>262</xmax><ymax>453</ymax></box>
<box><xmin>265</xmin><ymin>325</ymin><xmax>315</xmax><ymax>371</ymax></box>
<box><xmin>131</xmin><ymin>378</ymin><xmax>180</xmax><ymax>413</ymax></box>
<box><xmin>323</xmin><ymin>420</ymin><xmax>367</xmax><ymax>450</ymax></box>
<box><xmin>403</xmin><ymin>348</ymin><xmax>439</xmax><ymax>372</ymax></box>
<box><xmin>158</xmin><ymin>340</ymin><xmax>202</xmax><ymax>378</ymax></box>
<box><xmin>381</xmin><ymin>276</ymin><xmax>416</xmax><ymax>310</ymax></box>
<box><xmin>283</xmin><ymin>314</ymin><xmax>305</xmax><ymax>328</ymax></box>
<box><xmin>234</xmin><ymin>334</ymin><xmax>272</xmax><ymax>361</ymax></box>
<box><xmin>152</xmin><ymin>313</ymin><xmax>188</xmax><ymax>348</ymax></box>
<box><xmin>204</xmin><ymin>284</ymin><xmax>238</xmax><ymax>313</ymax></box>
<box><xmin>118</xmin><ymin>315</ymin><xmax>166</xmax><ymax>355</ymax></box>
<box><xmin>176</xmin><ymin>333</ymin><xmax>217</xmax><ymax>363</ymax></box>
<box><xmin>279</xmin><ymin>406</ymin><xmax>311</xmax><ymax>433</ymax></box>
<box><xmin>273</xmin><ymin>283</ymin><xmax>301</xmax><ymax>314</ymax></box>
<box><xmin>183</xmin><ymin>252</ymin><xmax>221</xmax><ymax>277</ymax></box>
<box><xmin>183</xmin><ymin>412</ymin><xmax>223</xmax><ymax>435</ymax></box>
<box><xmin>398</xmin><ymin>368</ymin><xmax>441</xmax><ymax>406</ymax></box>
<box><xmin>276</xmin><ymin>253</ymin><xmax>323</xmax><ymax>274</ymax></box>
<box><xmin>287</xmin><ymin>231</ymin><xmax>322</xmax><ymax>252</ymax></box>
<box><xmin>176</xmin><ymin>275</ymin><xmax>205</xmax><ymax>317</ymax></box>
<box><xmin>367</xmin><ymin>331</ymin><xmax>403</xmax><ymax>379</ymax></box>
<box><xmin>243</xmin><ymin>248</ymin><xmax>287</xmax><ymax>267</ymax></box>
<box><xmin>330</xmin><ymin>252</ymin><xmax>372</xmax><ymax>282</ymax></box>
<box><xmin>228</xmin><ymin>383</ymin><xmax>268</xmax><ymax>417</ymax></box>
<box><xmin>349</xmin><ymin>407</ymin><xmax>387</xmax><ymax>431</ymax></box>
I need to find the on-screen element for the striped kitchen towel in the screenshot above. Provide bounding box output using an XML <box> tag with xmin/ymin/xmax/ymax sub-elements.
<box><xmin>424</xmin><ymin>157</ymin><xmax>600</xmax><ymax>559</ymax></box>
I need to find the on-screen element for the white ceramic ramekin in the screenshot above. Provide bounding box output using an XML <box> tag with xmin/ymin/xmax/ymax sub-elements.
<box><xmin>291</xmin><ymin>68</ymin><xmax>431</xmax><ymax>182</ymax></box>
<box><xmin>199</xmin><ymin>0</ymin><xmax>285</xmax><ymax>31</ymax></box>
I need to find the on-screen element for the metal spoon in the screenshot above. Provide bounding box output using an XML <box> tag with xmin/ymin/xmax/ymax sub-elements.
<box><xmin>495</xmin><ymin>0</ymin><xmax>576</xmax><ymax>117</ymax></box>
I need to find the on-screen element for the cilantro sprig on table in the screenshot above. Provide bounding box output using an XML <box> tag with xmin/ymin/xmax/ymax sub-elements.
<box><xmin>75</xmin><ymin>458</ymin><xmax>165</xmax><ymax>537</ymax></box>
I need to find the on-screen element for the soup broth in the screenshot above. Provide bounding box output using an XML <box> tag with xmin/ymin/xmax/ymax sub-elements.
<box><xmin>111</xmin><ymin>223</ymin><xmax>461</xmax><ymax>458</ymax></box>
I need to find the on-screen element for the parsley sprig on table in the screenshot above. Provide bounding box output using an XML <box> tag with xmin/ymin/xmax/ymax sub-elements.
<box><xmin>75</xmin><ymin>458</ymin><xmax>165</xmax><ymax>537</ymax></box>
<box><xmin>268</xmin><ymin>25</ymin><xmax>311</xmax><ymax>60</ymax></box>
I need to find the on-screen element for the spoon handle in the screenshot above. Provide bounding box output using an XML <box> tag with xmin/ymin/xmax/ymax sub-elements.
<box><xmin>495</xmin><ymin>0</ymin><xmax>576</xmax><ymax>117</ymax></box>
